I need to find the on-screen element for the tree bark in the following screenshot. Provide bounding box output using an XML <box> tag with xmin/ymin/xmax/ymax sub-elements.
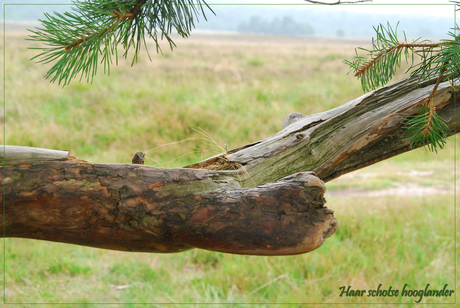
<box><xmin>2</xmin><ymin>158</ymin><xmax>335</xmax><ymax>255</ymax></box>
<box><xmin>1</xmin><ymin>75</ymin><xmax>458</xmax><ymax>255</ymax></box>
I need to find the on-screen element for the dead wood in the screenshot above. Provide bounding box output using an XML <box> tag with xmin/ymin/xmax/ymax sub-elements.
<box><xmin>2</xmin><ymin>160</ymin><xmax>336</xmax><ymax>255</ymax></box>
<box><xmin>1</xmin><ymin>74</ymin><xmax>458</xmax><ymax>255</ymax></box>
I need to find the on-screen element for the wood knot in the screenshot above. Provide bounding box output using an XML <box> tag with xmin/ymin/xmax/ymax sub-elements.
<box><xmin>282</xmin><ymin>112</ymin><xmax>307</xmax><ymax>129</ymax></box>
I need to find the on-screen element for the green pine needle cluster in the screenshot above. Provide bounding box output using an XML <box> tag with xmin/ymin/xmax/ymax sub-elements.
<box><xmin>404</xmin><ymin>105</ymin><xmax>450</xmax><ymax>153</ymax></box>
<box><xmin>343</xmin><ymin>22</ymin><xmax>448</xmax><ymax>92</ymax></box>
<box><xmin>345</xmin><ymin>22</ymin><xmax>458</xmax><ymax>153</ymax></box>
<box><xmin>28</xmin><ymin>0</ymin><xmax>213</xmax><ymax>86</ymax></box>
<box><xmin>410</xmin><ymin>30</ymin><xmax>460</xmax><ymax>82</ymax></box>
<box><xmin>344</xmin><ymin>23</ymin><xmax>416</xmax><ymax>92</ymax></box>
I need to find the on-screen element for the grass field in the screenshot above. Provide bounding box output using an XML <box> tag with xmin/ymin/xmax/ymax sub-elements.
<box><xmin>2</xmin><ymin>28</ymin><xmax>458</xmax><ymax>306</ymax></box>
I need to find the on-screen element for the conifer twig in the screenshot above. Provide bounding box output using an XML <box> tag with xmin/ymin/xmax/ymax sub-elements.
<box><xmin>28</xmin><ymin>0</ymin><xmax>213</xmax><ymax>86</ymax></box>
<box><xmin>421</xmin><ymin>63</ymin><xmax>448</xmax><ymax>136</ymax></box>
<box><xmin>353</xmin><ymin>42</ymin><xmax>451</xmax><ymax>78</ymax></box>
<box><xmin>345</xmin><ymin>22</ymin><xmax>459</xmax><ymax>153</ymax></box>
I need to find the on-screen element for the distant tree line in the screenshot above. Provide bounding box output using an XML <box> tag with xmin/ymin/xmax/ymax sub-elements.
<box><xmin>237</xmin><ymin>16</ymin><xmax>315</xmax><ymax>36</ymax></box>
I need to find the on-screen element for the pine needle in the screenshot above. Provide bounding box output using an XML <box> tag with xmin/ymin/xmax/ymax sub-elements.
<box><xmin>27</xmin><ymin>0</ymin><xmax>213</xmax><ymax>86</ymax></box>
<box><xmin>345</xmin><ymin>22</ymin><xmax>458</xmax><ymax>153</ymax></box>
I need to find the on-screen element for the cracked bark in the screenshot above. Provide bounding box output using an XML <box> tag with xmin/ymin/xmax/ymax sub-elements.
<box><xmin>1</xmin><ymin>75</ymin><xmax>458</xmax><ymax>255</ymax></box>
<box><xmin>186</xmin><ymin>75</ymin><xmax>459</xmax><ymax>186</ymax></box>
<box><xmin>2</xmin><ymin>161</ymin><xmax>335</xmax><ymax>255</ymax></box>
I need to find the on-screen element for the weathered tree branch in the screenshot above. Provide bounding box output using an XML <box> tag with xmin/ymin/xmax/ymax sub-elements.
<box><xmin>2</xmin><ymin>158</ymin><xmax>335</xmax><ymax>255</ymax></box>
<box><xmin>2</xmin><ymin>75</ymin><xmax>458</xmax><ymax>255</ymax></box>
<box><xmin>186</xmin><ymin>75</ymin><xmax>459</xmax><ymax>186</ymax></box>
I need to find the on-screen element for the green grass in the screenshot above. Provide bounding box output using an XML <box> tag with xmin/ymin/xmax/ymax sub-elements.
<box><xmin>4</xmin><ymin>33</ymin><xmax>370</xmax><ymax>166</ymax></box>
<box><xmin>2</xmin><ymin>31</ymin><xmax>457</xmax><ymax>305</ymax></box>
<box><xmin>2</xmin><ymin>195</ymin><xmax>455</xmax><ymax>304</ymax></box>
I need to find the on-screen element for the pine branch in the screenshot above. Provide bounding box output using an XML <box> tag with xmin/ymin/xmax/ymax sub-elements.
<box><xmin>64</xmin><ymin>10</ymin><xmax>132</xmax><ymax>52</ymax></box>
<box><xmin>345</xmin><ymin>22</ymin><xmax>459</xmax><ymax>153</ymax></box>
<box><xmin>403</xmin><ymin>64</ymin><xmax>451</xmax><ymax>153</ymax></box>
<box><xmin>28</xmin><ymin>0</ymin><xmax>213</xmax><ymax>86</ymax></box>
<box><xmin>353</xmin><ymin>42</ymin><xmax>446</xmax><ymax>79</ymax></box>
<box><xmin>422</xmin><ymin>64</ymin><xmax>448</xmax><ymax>136</ymax></box>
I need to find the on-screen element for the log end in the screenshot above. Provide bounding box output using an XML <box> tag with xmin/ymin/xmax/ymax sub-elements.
<box><xmin>178</xmin><ymin>172</ymin><xmax>338</xmax><ymax>256</ymax></box>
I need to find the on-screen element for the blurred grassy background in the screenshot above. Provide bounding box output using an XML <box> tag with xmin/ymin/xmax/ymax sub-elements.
<box><xmin>2</xmin><ymin>30</ymin><xmax>457</xmax><ymax>306</ymax></box>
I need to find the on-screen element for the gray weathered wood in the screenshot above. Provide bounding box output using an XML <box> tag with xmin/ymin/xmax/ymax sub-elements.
<box><xmin>0</xmin><ymin>145</ymin><xmax>70</xmax><ymax>165</ymax></box>
<box><xmin>186</xmin><ymin>76</ymin><xmax>459</xmax><ymax>186</ymax></box>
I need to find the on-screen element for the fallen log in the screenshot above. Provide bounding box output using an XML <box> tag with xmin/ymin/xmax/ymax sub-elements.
<box><xmin>1</xmin><ymin>75</ymin><xmax>458</xmax><ymax>255</ymax></box>
<box><xmin>2</xmin><ymin>156</ymin><xmax>335</xmax><ymax>255</ymax></box>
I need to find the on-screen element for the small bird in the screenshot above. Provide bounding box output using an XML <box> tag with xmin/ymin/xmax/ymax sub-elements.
<box><xmin>131</xmin><ymin>151</ymin><xmax>145</xmax><ymax>165</ymax></box>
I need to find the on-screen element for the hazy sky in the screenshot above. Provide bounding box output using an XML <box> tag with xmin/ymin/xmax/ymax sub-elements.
<box><xmin>2</xmin><ymin>1</ymin><xmax>456</xmax><ymax>19</ymax></box>
<box><xmin>329</xmin><ymin>0</ymin><xmax>455</xmax><ymax>17</ymax></box>
<box><xmin>210</xmin><ymin>0</ymin><xmax>456</xmax><ymax>17</ymax></box>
